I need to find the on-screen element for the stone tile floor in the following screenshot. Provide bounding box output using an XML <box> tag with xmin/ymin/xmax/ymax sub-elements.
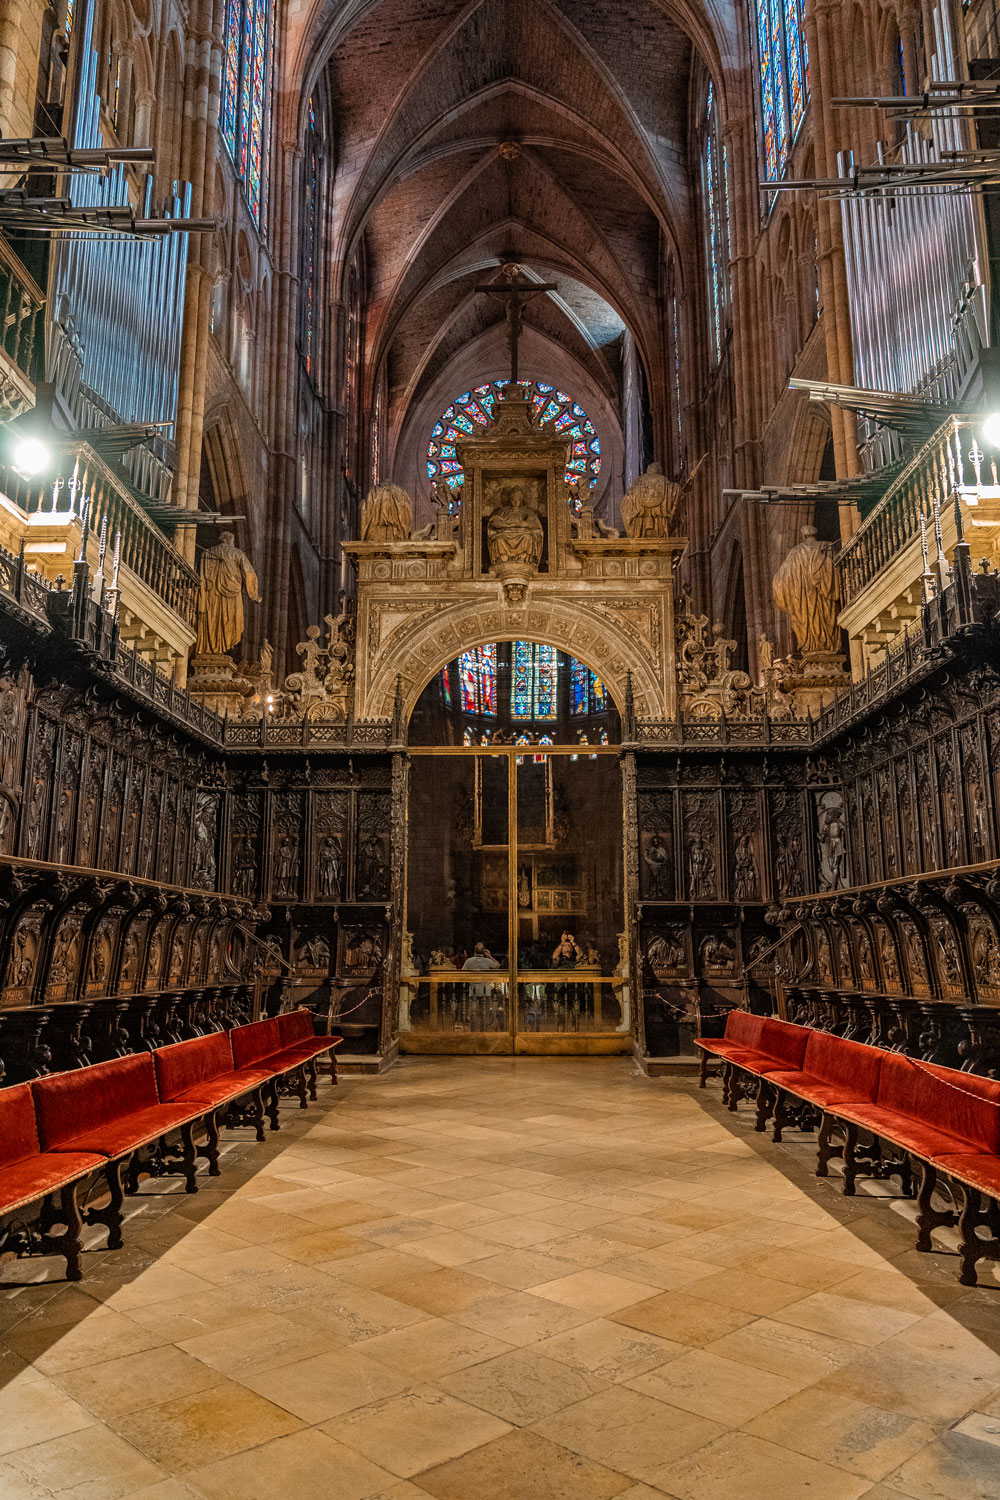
<box><xmin>2</xmin><ymin>1056</ymin><xmax>1000</xmax><ymax>1499</ymax></box>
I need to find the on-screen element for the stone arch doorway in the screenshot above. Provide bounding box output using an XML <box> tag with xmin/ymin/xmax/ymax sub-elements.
<box><xmin>400</xmin><ymin>639</ymin><xmax>631</xmax><ymax>1056</ymax></box>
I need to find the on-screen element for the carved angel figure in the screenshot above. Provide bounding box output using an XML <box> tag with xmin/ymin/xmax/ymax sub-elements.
<box><xmin>361</xmin><ymin>482</ymin><xmax>413</xmax><ymax>542</ymax></box>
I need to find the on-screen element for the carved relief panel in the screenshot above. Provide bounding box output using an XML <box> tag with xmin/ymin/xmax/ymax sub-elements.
<box><xmin>726</xmin><ymin>788</ymin><xmax>760</xmax><ymax>903</ymax></box>
<box><xmin>229</xmin><ymin>792</ymin><xmax>263</xmax><ymax>898</ymax></box>
<box><xmin>681</xmin><ymin>791</ymin><xmax>718</xmax><ymax>900</ymax></box>
<box><xmin>271</xmin><ymin>792</ymin><xmax>305</xmax><ymax>902</ymax></box>
<box><xmin>312</xmin><ymin>791</ymin><xmax>349</xmax><ymax>902</ymax></box>
<box><xmin>355</xmin><ymin>792</ymin><xmax>391</xmax><ymax>901</ymax></box>
<box><xmin>768</xmin><ymin>788</ymin><xmax>804</xmax><ymax>898</ymax></box>
<box><xmin>638</xmin><ymin>790</ymin><xmax>674</xmax><ymax>900</ymax></box>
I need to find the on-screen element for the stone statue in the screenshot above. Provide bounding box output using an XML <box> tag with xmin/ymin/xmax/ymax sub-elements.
<box><xmin>361</xmin><ymin>482</ymin><xmax>412</xmax><ymax>542</ymax></box>
<box><xmin>195</xmin><ymin>532</ymin><xmax>259</xmax><ymax>656</ymax></box>
<box><xmin>816</xmin><ymin>790</ymin><xmax>849</xmax><ymax>891</ymax></box>
<box><xmin>772</xmin><ymin>525</ymin><xmax>841</xmax><ymax>655</ymax></box>
<box><xmin>621</xmin><ymin>463</ymin><xmax>679</xmax><ymax>539</ymax></box>
<box><xmin>487</xmin><ymin>486</ymin><xmax>544</xmax><ymax>569</ymax></box>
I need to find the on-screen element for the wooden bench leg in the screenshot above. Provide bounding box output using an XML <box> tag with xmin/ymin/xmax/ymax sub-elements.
<box><xmin>292</xmin><ymin>1064</ymin><xmax>308</xmax><ymax>1110</ymax></box>
<box><xmin>180</xmin><ymin>1121</ymin><xmax>199</xmax><ymax>1194</ymax></box>
<box><xmin>306</xmin><ymin>1058</ymin><xmax>319</xmax><ymax>1101</ymax></box>
<box><xmin>698</xmin><ymin>1050</ymin><xmax>709</xmax><ymax>1088</ymax></box>
<box><xmin>84</xmin><ymin>1159</ymin><xmax>126</xmax><ymax>1250</ymax></box>
<box><xmin>202</xmin><ymin>1110</ymin><xmax>222</xmax><ymax>1177</ymax></box>
<box><xmin>251</xmin><ymin>1085</ymin><xmax>266</xmax><ymax>1141</ymax></box>
<box><xmin>816</xmin><ymin>1113</ymin><xmax>843</xmax><ymax>1178</ymax></box>
<box><xmin>915</xmin><ymin>1161</ymin><xmax>958</xmax><ymax>1252</ymax></box>
<box><xmin>57</xmin><ymin>1181</ymin><xmax>84</xmax><ymax>1282</ymax></box>
<box><xmin>754</xmin><ymin>1080</ymin><xmax>775</xmax><ymax>1133</ymax></box>
<box><xmin>265</xmin><ymin>1080</ymin><xmax>280</xmax><ymax>1132</ymax></box>
<box><xmin>842</xmin><ymin>1120</ymin><xmax>860</xmax><ymax>1196</ymax></box>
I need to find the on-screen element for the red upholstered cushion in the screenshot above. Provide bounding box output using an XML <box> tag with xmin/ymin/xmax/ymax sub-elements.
<box><xmin>33</xmin><ymin>1055</ymin><xmax>159</xmax><ymax>1151</ymax></box>
<box><xmin>49</xmin><ymin>1102</ymin><xmax>202</xmax><ymax>1159</ymax></box>
<box><xmin>0</xmin><ymin>1083</ymin><xmax>41</xmax><ymax>1169</ymax></box>
<box><xmin>231</xmin><ymin>1018</ymin><xmax>283</xmax><ymax>1069</ymax></box>
<box><xmin>875</xmin><ymin>1053</ymin><xmax>1000</xmax><ymax>1155</ymax></box>
<box><xmin>934</xmin><ymin>1154</ymin><xmax>1000</xmax><ymax>1196</ymax></box>
<box><xmin>154</xmin><ymin>1033</ymin><xmax>236</xmax><ymax>1102</ymax></box>
<box><xmin>172</xmin><ymin>1068</ymin><xmax>272</xmax><ymax>1108</ymax></box>
<box><xmin>278</xmin><ymin>1009</ymin><xmax>316</xmax><ymax>1045</ymax></box>
<box><xmin>0</xmin><ymin>1151</ymin><xmax>104</xmax><ymax>1214</ymax></box>
<box><xmin>272</xmin><ymin>1038</ymin><xmax>340</xmax><ymax>1062</ymax></box>
<box><xmin>766</xmin><ymin>1070</ymin><xmax>880</xmax><ymax>1111</ymax></box>
<box><xmin>723</xmin><ymin>1011</ymin><xmax>766</xmax><ymax>1049</ymax></box>
<box><xmin>799</xmin><ymin>1032</ymin><xmax>882</xmax><ymax>1104</ymax></box>
<box><xmin>758</xmin><ymin>1018</ymin><xmax>810</xmax><ymax>1070</ymax></box>
<box><xmin>832</xmin><ymin>1103</ymin><xmax>989</xmax><ymax>1162</ymax></box>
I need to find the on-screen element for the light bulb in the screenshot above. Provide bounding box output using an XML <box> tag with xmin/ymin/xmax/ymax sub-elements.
<box><xmin>11</xmin><ymin>435</ymin><xmax>51</xmax><ymax>476</ymax></box>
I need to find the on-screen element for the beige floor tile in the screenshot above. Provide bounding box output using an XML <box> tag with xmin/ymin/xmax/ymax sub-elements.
<box><xmin>653</xmin><ymin>1430</ymin><xmax>872</xmax><ymax>1500</ymax></box>
<box><xmin>374</xmin><ymin>1266</ymin><xmax>498</xmax><ymax>1315</ymax></box>
<box><xmin>356</xmin><ymin>1316</ymin><xmax>514</xmax><ymax>1379</ymax></box>
<box><xmin>438</xmin><ymin>1346</ymin><xmax>608</xmax><ymax>1425</ymax></box>
<box><xmin>282</xmin><ymin>1285</ymin><xmax>429</xmax><ymax>1343</ymax></box>
<box><xmin>628</xmin><ymin>1347</ymin><xmax>801</xmax><ymax>1425</ymax></box>
<box><xmin>609</xmin><ymin>1289</ymin><xmax>755</xmax><ymax>1347</ymax></box>
<box><xmin>608</xmin><ymin>1247</ymin><xmax>721</xmax><ymax>1292</ymax></box>
<box><xmin>540</xmin><ymin>1231</ymin><xmax>644</xmax><ymax>1268</ymax></box>
<box><xmin>533</xmin><ymin>1270</ymin><xmax>662</xmax><ymax>1316</ymax></box>
<box><xmin>817</xmin><ymin>1345</ymin><xmax>1000</xmax><ymax>1427</ymax></box>
<box><xmin>110</xmin><ymin>1378</ymin><xmax>302</xmax><ymax>1472</ymax></box>
<box><xmin>470</xmin><ymin>1216</ymin><xmax>569</xmax><ymax>1249</ymax></box>
<box><xmin>178</xmin><ymin>1310</ymin><xmax>329</xmax><ymax>1377</ymax></box>
<box><xmin>465</xmin><ymin>1247</ymin><xmax>583</xmax><ymax>1290</ymax></box>
<box><xmin>396</xmin><ymin>1230</ymin><xmax>500</xmax><ymax>1266</ymax></box>
<box><xmin>534</xmin><ymin>1318</ymin><xmax>686</xmax><ymax>1382</ymax></box>
<box><xmin>0</xmin><ymin>1423</ymin><xmax>166</xmax><ymax>1497</ymax></box>
<box><xmin>240</xmin><ymin>1343</ymin><xmax>410</xmax><ymax>1423</ymax></box>
<box><xmin>325</xmin><ymin>1385</ymin><xmax>512</xmax><ymax>1478</ymax></box>
<box><xmin>183</xmin><ymin>1426</ymin><xmax>398</xmax><ymax>1500</ymax></box>
<box><xmin>704</xmin><ymin>1315</ymin><xmax>862</xmax><ymax>1384</ymax></box>
<box><xmin>5</xmin><ymin>1305</ymin><xmax>168</xmax><ymax>1374</ymax></box>
<box><xmin>677</xmin><ymin>1267</ymin><xmax>812</xmax><ymax>1317</ymax></box>
<box><xmin>744</xmin><ymin>1386</ymin><xmax>937</xmax><ymax>1481</ymax></box>
<box><xmin>415</xmin><ymin>1427</ymin><xmax>632</xmax><ymax>1500</ymax></box>
<box><xmin>770</xmin><ymin>1291</ymin><xmax>927</xmax><ymax>1347</ymax></box>
<box><xmin>526</xmin><ymin>1202</ymin><xmax>621</xmax><ymax>1234</ymax></box>
<box><xmin>100</xmin><ymin>1265</ymin><xmax>214</xmax><ymax>1312</ymax></box>
<box><xmin>0</xmin><ymin>1372</ymin><xmax>95</xmax><ymax>1455</ymax></box>
<box><xmin>54</xmin><ymin>1344</ymin><xmax>223</xmax><ymax>1421</ymax></box>
<box><xmin>447</xmin><ymin>1289</ymin><xmax>593</xmax><ymax>1345</ymax></box>
<box><xmin>737</xmin><ymin>1247</ymin><xmax>866</xmax><ymax>1291</ymax></box>
<box><xmin>120</xmin><ymin>1288</ymin><xmax>263</xmax><ymax>1345</ymax></box>
<box><xmin>268</xmin><ymin>1226</ymin><xmax>362</xmax><ymax>1264</ymax></box>
<box><xmin>533</xmin><ymin>1385</ymin><xmax>724</xmax><ymax>1485</ymax></box>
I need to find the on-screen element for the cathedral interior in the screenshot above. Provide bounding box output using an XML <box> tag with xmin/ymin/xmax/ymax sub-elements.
<box><xmin>3</xmin><ymin>0</ymin><xmax>1000</xmax><ymax>1493</ymax></box>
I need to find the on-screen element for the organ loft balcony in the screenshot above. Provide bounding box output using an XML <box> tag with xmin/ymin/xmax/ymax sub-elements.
<box><xmin>0</xmin><ymin>423</ymin><xmax>198</xmax><ymax>683</ymax></box>
<box><xmin>836</xmin><ymin>417</ymin><xmax>1000</xmax><ymax>668</ymax></box>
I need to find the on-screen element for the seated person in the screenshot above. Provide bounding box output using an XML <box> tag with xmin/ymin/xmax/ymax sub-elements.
<box><xmin>551</xmin><ymin>932</ymin><xmax>582</xmax><ymax>969</ymax></box>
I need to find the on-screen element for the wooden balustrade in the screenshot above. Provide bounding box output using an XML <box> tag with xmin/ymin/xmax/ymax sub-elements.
<box><xmin>0</xmin><ymin>438</ymin><xmax>198</xmax><ymax>625</ymax></box>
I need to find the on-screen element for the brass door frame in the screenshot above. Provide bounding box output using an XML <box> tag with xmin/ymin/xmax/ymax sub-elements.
<box><xmin>406</xmin><ymin>745</ymin><xmax>628</xmax><ymax>1054</ymax></box>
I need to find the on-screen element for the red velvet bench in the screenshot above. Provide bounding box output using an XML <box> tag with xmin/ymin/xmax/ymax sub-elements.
<box><xmin>231</xmin><ymin>1013</ymin><xmax>341</xmax><ymax>1116</ymax></box>
<box><xmin>33</xmin><ymin>1054</ymin><xmax>213</xmax><ymax>1214</ymax></box>
<box><xmin>697</xmin><ymin>1014</ymin><xmax>1000</xmax><ymax>1285</ymax></box>
<box><xmin>273</xmin><ymin>1009</ymin><xmax>342</xmax><ymax>1103</ymax></box>
<box><xmin>0</xmin><ymin>1083</ymin><xmax>106</xmax><ymax>1282</ymax></box>
<box><xmin>154</xmin><ymin>1032</ymin><xmax>277</xmax><ymax>1155</ymax></box>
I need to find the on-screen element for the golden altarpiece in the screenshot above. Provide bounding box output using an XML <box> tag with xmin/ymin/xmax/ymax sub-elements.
<box><xmin>345</xmin><ymin>386</ymin><xmax>686</xmax><ymax>1054</ymax></box>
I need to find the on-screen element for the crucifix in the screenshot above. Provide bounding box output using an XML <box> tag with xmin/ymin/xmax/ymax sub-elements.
<box><xmin>476</xmin><ymin>262</ymin><xmax>558</xmax><ymax>384</ymax></box>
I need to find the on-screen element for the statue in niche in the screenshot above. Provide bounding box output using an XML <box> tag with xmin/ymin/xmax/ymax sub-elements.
<box><xmin>641</xmin><ymin>831</ymin><xmax>672</xmax><ymax>898</ymax></box>
<box><xmin>343</xmin><ymin>929</ymin><xmax>382</xmax><ymax>976</ymax></box>
<box><xmin>734</xmin><ymin>835</ymin><xmax>758</xmax><ymax>901</ymax></box>
<box><xmin>0</xmin><ymin>795</ymin><xmax>12</xmax><ymax>853</ymax></box>
<box><xmin>357</xmin><ymin>833</ymin><xmax>386</xmax><ymax>897</ymax></box>
<box><xmin>971</xmin><ymin>920</ymin><xmax>1000</xmax><ymax>988</ymax></box>
<box><xmin>317</xmin><ymin>835</ymin><xmax>343</xmax><ymax>899</ymax></box>
<box><xmin>775</xmin><ymin>831</ymin><xmax>802</xmax><ymax>897</ymax></box>
<box><xmin>816</xmin><ymin>790</ymin><xmax>849</xmax><ymax>890</ymax></box>
<box><xmin>274</xmin><ymin>836</ymin><xmax>299</xmax><ymax>898</ymax></box>
<box><xmin>621</xmin><ymin>463</ymin><xmax>678</xmax><ymax>538</ymax></box>
<box><xmin>971</xmin><ymin>780</ymin><xmax>989</xmax><ymax>859</ymax></box>
<box><xmin>195</xmin><ymin>532</ymin><xmax>260</xmax><ymax>656</ymax></box>
<box><xmin>361</xmin><ymin>482</ymin><xmax>412</xmax><ymax>542</ymax></box>
<box><xmin>772</xmin><ymin>525</ymin><xmax>841</xmax><ymax>655</ymax></box>
<box><xmin>687</xmin><ymin>832</ymin><xmax>715</xmax><ymax>899</ymax></box>
<box><xmin>297</xmin><ymin>936</ymin><xmax>329</xmax><ymax>970</ymax></box>
<box><xmin>488</xmin><ymin>486</ymin><xmax>544</xmax><ymax>570</ymax></box>
<box><xmin>233</xmin><ymin>835</ymin><xmax>257</xmax><ymax>896</ymax></box>
<box><xmin>936</xmin><ymin>927</ymin><xmax>961</xmax><ymax>985</ymax></box>
<box><xmin>191</xmin><ymin>792</ymin><xmax>217</xmax><ymax>888</ymax></box>
<box><xmin>701</xmin><ymin>934</ymin><xmax>735</xmax><ymax>972</ymax></box>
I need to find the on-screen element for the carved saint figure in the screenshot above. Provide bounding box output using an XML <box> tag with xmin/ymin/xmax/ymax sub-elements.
<box><xmin>775</xmin><ymin>831</ymin><xmax>801</xmax><ymax>896</ymax></box>
<box><xmin>274</xmin><ymin>836</ymin><xmax>299</xmax><ymax>898</ymax></box>
<box><xmin>772</xmin><ymin>525</ymin><xmax>841</xmax><ymax>655</ymax></box>
<box><xmin>358</xmin><ymin>834</ymin><xmax>386</xmax><ymax>897</ymax></box>
<box><xmin>196</xmin><ymin>532</ymin><xmax>260</xmax><ymax>656</ymax></box>
<box><xmin>642</xmin><ymin>832</ymin><xmax>672</xmax><ymax>898</ymax></box>
<box><xmin>687</xmin><ymin>832</ymin><xmax>715</xmax><ymax>899</ymax></box>
<box><xmin>734</xmin><ymin>834</ymin><xmax>758</xmax><ymax>901</ymax></box>
<box><xmin>317</xmin><ymin>834</ymin><xmax>343</xmax><ymax>899</ymax></box>
<box><xmin>621</xmin><ymin>463</ymin><xmax>679</xmax><ymax>539</ymax></box>
<box><xmin>361</xmin><ymin>482</ymin><xmax>412</xmax><ymax>542</ymax></box>
<box><xmin>647</xmin><ymin>931</ymin><xmax>683</xmax><ymax>971</ymax></box>
<box><xmin>487</xmin><ymin>486</ymin><xmax>544</xmax><ymax>569</ymax></box>
<box><xmin>816</xmin><ymin>790</ymin><xmax>849</xmax><ymax>891</ymax></box>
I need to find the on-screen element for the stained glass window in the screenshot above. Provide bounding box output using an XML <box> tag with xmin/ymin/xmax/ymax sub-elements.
<box><xmin>755</xmin><ymin>0</ymin><xmax>809</xmax><ymax>186</ymax></box>
<box><xmin>511</xmin><ymin>643</ymin><xmax>557</xmax><ymax>720</ymax></box>
<box><xmin>701</xmin><ymin>82</ymin><xmax>730</xmax><ymax>364</ymax></box>
<box><xmin>440</xmin><ymin>667</ymin><xmax>452</xmax><ymax>707</ymax></box>
<box><xmin>458</xmin><ymin>646</ymin><xmax>497</xmax><ymax>716</ymax></box>
<box><xmin>571</xmin><ymin>659</ymin><xmax>608</xmax><ymax>716</ymax></box>
<box><xmin>427</xmin><ymin>380</ymin><xmax>601</xmax><ymax>495</ymax></box>
<box><xmin>220</xmin><ymin>0</ymin><xmax>272</xmax><ymax>229</ymax></box>
<box><xmin>302</xmin><ymin>95</ymin><xmax>318</xmax><ymax>373</ymax></box>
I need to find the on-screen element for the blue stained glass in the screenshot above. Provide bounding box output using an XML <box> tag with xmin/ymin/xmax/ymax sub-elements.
<box><xmin>571</xmin><ymin>660</ymin><xmax>588</xmax><ymax>715</ymax></box>
<box><xmin>756</xmin><ymin>0</ymin><xmax>807</xmax><ymax>189</ymax></box>
<box><xmin>458</xmin><ymin>647</ymin><xmax>497</xmax><ymax>716</ymax></box>
<box><xmin>220</xmin><ymin>0</ymin><xmax>272</xmax><ymax>228</ymax></box>
<box><xmin>441</xmin><ymin>669</ymin><xmax>452</xmax><ymax>707</ymax></box>
<box><xmin>512</xmin><ymin>641</ymin><xmax>533</xmax><ymax>718</ymax></box>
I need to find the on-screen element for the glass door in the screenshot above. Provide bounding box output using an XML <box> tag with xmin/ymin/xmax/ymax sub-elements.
<box><xmin>403</xmin><ymin>747</ymin><xmax>628</xmax><ymax>1054</ymax></box>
